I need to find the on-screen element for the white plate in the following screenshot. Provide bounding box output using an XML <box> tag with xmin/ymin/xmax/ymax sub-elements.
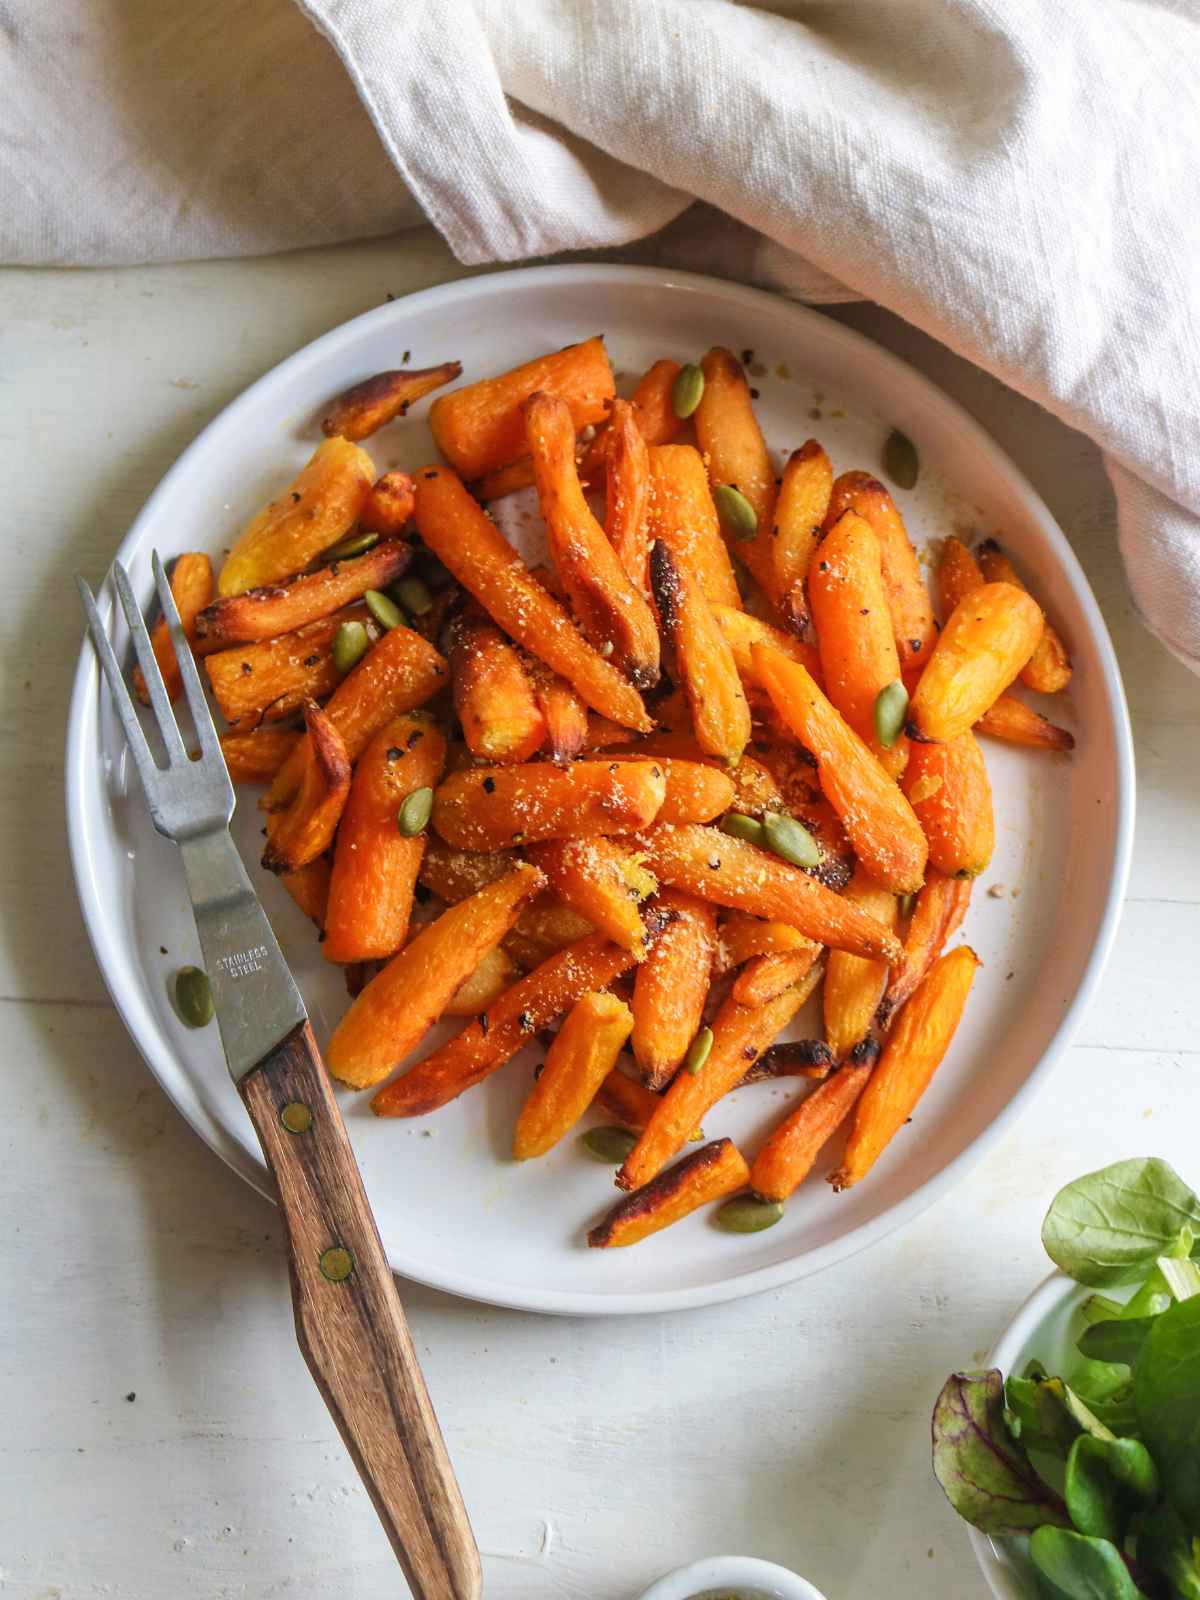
<box><xmin>66</xmin><ymin>263</ymin><xmax>1134</xmax><ymax>1316</ymax></box>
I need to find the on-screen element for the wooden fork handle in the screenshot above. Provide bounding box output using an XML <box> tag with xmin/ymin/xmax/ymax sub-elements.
<box><xmin>239</xmin><ymin>1021</ymin><xmax>482</xmax><ymax>1600</ymax></box>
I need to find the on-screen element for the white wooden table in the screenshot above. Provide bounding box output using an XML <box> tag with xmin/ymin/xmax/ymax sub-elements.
<box><xmin>4</xmin><ymin>229</ymin><xmax>1198</xmax><ymax>1600</ymax></box>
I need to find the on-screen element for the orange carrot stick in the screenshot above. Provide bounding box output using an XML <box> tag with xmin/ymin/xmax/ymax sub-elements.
<box><xmin>823</xmin><ymin>471</ymin><xmax>935</xmax><ymax>677</ymax></box>
<box><xmin>133</xmin><ymin>553</ymin><xmax>213</xmax><ymax>704</ymax></box>
<box><xmin>822</xmin><ymin>867</ymin><xmax>897</xmax><ymax>1060</ymax></box>
<box><xmin>431</xmin><ymin>759</ymin><xmax>666</xmax><ymax>851</ymax></box>
<box><xmin>589</xmin><ymin>1138</ymin><xmax>750</xmax><ymax>1248</ymax></box>
<box><xmin>513</xmin><ymin>991</ymin><xmax>634</xmax><ymax>1159</ymax></box>
<box><xmin>631</xmin><ymin>890</ymin><xmax>718</xmax><ymax>1089</ymax></box>
<box><xmin>903</xmin><ymin>730</ymin><xmax>994</xmax><ymax>878</ymax></box>
<box><xmin>909</xmin><ymin>582</ymin><xmax>1044</xmax><ymax>743</ymax></box>
<box><xmin>750</xmin><ymin>1058</ymin><xmax>874</xmax><ymax>1202</ymax></box>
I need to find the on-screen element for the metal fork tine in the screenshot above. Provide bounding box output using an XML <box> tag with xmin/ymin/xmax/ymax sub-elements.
<box><xmin>75</xmin><ymin>575</ymin><xmax>164</xmax><ymax>801</ymax></box>
<box><xmin>151</xmin><ymin>550</ymin><xmax>226</xmax><ymax>771</ymax></box>
<box><xmin>111</xmin><ymin>561</ymin><xmax>189</xmax><ymax>766</ymax></box>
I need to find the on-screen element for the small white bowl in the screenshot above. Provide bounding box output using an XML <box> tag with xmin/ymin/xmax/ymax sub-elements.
<box><xmin>638</xmin><ymin>1554</ymin><xmax>828</xmax><ymax>1600</ymax></box>
<box><xmin>967</xmin><ymin>1271</ymin><xmax>1094</xmax><ymax>1599</ymax></box>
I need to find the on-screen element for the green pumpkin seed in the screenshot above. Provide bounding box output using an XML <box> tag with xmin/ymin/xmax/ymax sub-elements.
<box><xmin>762</xmin><ymin>811</ymin><xmax>820</xmax><ymax>869</ymax></box>
<box><xmin>873</xmin><ymin>679</ymin><xmax>909</xmax><ymax>749</ymax></box>
<box><xmin>333</xmin><ymin>619</ymin><xmax>370</xmax><ymax>675</ymax></box>
<box><xmin>364</xmin><ymin>587</ymin><xmax>404</xmax><ymax>630</ymax></box>
<box><xmin>684</xmin><ymin>1025</ymin><xmax>714</xmax><ymax>1077</ymax></box>
<box><xmin>582</xmin><ymin>1125</ymin><xmax>638</xmax><ymax>1164</ymax></box>
<box><xmin>175</xmin><ymin>965</ymin><xmax>213</xmax><ymax>1028</ymax></box>
<box><xmin>720</xmin><ymin>811</ymin><xmax>766</xmax><ymax>846</ymax></box>
<box><xmin>397</xmin><ymin>785</ymin><xmax>434</xmax><ymax>837</ymax></box>
<box><xmin>712</xmin><ymin>483</ymin><xmax>758</xmax><ymax>541</ymax></box>
<box><xmin>883</xmin><ymin>429</ymin><xmax>919</xmax><ymax>490</ymax></box>
<box><xmin>393</xmin><ymin>576</ymin><xmax>434</xmax><ymax>617</ymax></box>
<box><xmin>672</xmin><ymin>363</ymin><xmax>705</xmax><ymax>419</ymax></box>
<box><xmin>323</xmin><ymin>530</ymin><xmax>379</xmax><ymax>562</ymax></box>
<box><xmin>715</xmin><ymin>1194</ymin><xmax>785</xmax><ymax>1233</ymax></box>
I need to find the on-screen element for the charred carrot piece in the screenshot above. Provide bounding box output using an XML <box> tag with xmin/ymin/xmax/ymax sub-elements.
<box><xmin>604</xmin><ymin>398</ymin><xmax>653</xmax><ymax>593</ymax></box>
<box><xmin>525</xmin><ymin>392</ymin><xmax>661</xmax><ymax>688</ymax></box>
<box><xmin>739</xmin><ymin>1037</ymin><xmax>839</xmax><ymax>1086</ymax></box>
<box><xmin>278</xmin><ymin>854</ymin><xmax>331</xmax><ymax>929</ymax></box>
<box><xmin>632</xmin><ymin>890</ymin><xmax>718</xmax><ymax>1089</ymax></box>
<box><xmin>617</xmin><ymin>977</ymin><xmax>819</xmax><ymax>1191</ymax></box>
<box><xmin>909</xmin><ymin>582</ymin><xmax>1043</xmax><ymax>743</ymax></box>
<box><xmin>732</xmin><ymin>946</ymin><xmax>821</xmax><ymax>1008</ymax></box>
<box><xmin>527</xmin><ymin>838</ymin><xmax>657</xmax><ymax>957</ymax></box>
<box><xmin>651</xmin><ymin>540</ymin><xmax>751</xmax><ymax>766</ymax></box>
<box><xmin>694</xmin><ymin>347</ymin><xmax>777</xmax><ymax>596</ymax></box>
<box><xmin>903</xmin><ymin>730</ymin><xmax>994</xmax><ymax>878</ymax></box>
<box><xmin>750</xmin><ymin>1058</ymin><xmax>874</xmax><ymax>1202</ymax></box>
<box><xmin>976</xmin><ymin>539</ymin><xmax>1072</xmax><ymax>694</ymax></box>
<box><xmin>823</xmin><ymin>866</ymin><xmax>897</xmax><ymax>1061</ymax></box>
<box><xmin>371</xmin><ymin>933</ymin><xmax>639</xmax><ymax>1117</ymax></box>
<box><xmin>772</xmin><ymin>440</ymin><xmax>833</xmax><ymax>630</ymax></box>
<box><xmin>444</xmin><ymin>944</ymin><xmax>519</xmax><ymax>1017</ymax></box>
<box><xmin>430</xmin><ymin>336</ymin><xmax>614</xmax><ymax>479</ymax></box>
<box><xmin>823</xmin><ymin>472</ymin><xmax>935</xmax><ymax>677</ymax></box>
<box><xmin>195</xmin><ymin>541</ymin><xmax>410</xmax><ymax>649</ymax></box>
<box><xmin>448</xmin><ymin>608</ymin><xmax>546</xmax><ymax>764</ymax></box>
<box><xmin>261</xmin><ymin>701</ymin><xmax>351</xmax><ymax>874</ymax></box>
<box><xmin>418</xmin><ymin>840</ymin><xmax>518</xmax><ymax>904</ymax></box>
<box><xmin>831</xmin><ymin>945</ymin><xmax>980</xmax><ymax>1189</ymax></box>
<box><xmin>641</xmin><ymin>822</ymin><xmax>901</xmax><ymax>962</ymax></box>
<box><xmin>646</xmin><ymin>445</ymin><xmax>741</xmax><ymax>610</ymax></box>
<box><xmin>753</xmin><ymin>644</ymin><xmax>928</xmax><ymax>894</ymax></box>
<box><xmin>322</xmin><ymin>362</ymin><xmax>461</xmax><ymax>442</ymax></box>
<box><xmin>218</xmin><ymin>437</ymin><xmax>375</xmax><ymax>596</ymax></box>
<box><xmin>976</xmin><ymin>692</ymin><xmax>1075</xmax><ymax>752</ymax></box>
<box><xmin>589</xmin><ymin>1138</ymin><xmax>749</xmax><ymax>1248</ymax></box>
<box><xmin>431</xmin><ymin>759</ymin><xmax>666</xmax><ymax>852</ymax></box>
<box><xmin>204</xmin><ymin>605</ymin><xmax>372</xmax><ymax>729</ymax></box>
<box><xmin>359</xmin><ymin>470</ymin><xmax>417</xmax><ymax>536</ymax></box>
<box><xmin>220</xmin><ymin>726</ymin><xmax>301</xmax><ymax>784</ymax></box>
<box><xmin>133</xmin><ymin>553</ymin><xmax>213</xmax><ymax>704</ymax></box>
<box><xmin>322</xmin><ymin>713</ymin><xmax>447</xmax><ymax>963</ymax></box>
<box><xmin>936</xmin><ymin>536</ymin><xmax>984</xmax><ymax>619</ymax></box>
<box><xmin>879</xmin><ymin>871</ymin><xmax>972</xmax><ymax>1025</ymax></box>
<box><xmin>513</xmin><ymin>991</ymin><xmax>634</xmax><ymax>1159</ymax></box>
<box><xmin>524</xmin><ymin>657</ymin><xmax>589</xmax><ymax>762</ymax></box>
<box><xmin>413</xmin><ymin>467</ymin><xmax>652</xmax><ymax>731</ymax></box>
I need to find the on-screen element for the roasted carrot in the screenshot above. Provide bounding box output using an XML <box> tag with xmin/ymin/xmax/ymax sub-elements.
<box><xmin>371</xmin><ymin>933</ymin><xmax>638</xmax><ymax>1117</ymax></box>
<box><xmin>732</xmin><ymin>945</ymin><xmax>821</xmax><ymax>1008</ymax></box>
<box><xmin>524</xmin><ymin>392</ymin><xmax>661</xmax><ymax>688</ymax></box>
<box><xmin>322</xmin><ymin>713</ymin><xmax>447</xmax><ymax>963</ymax></box>
<box><xmin>445</xmin><ymin>945</ymin><xmax>519</xmax><ymax>1016</ymax></box>
<box><xmin>524</xmin><ymin>657</ymin><xmax>589</xmax><ymax>762</ymax></box>
<box><xmin>909</xmin><ymin>582</ymin><xmax>1043</xmax><ymax>743</ymax></box>
<box><xmin>594</xmin><ymin>1066</ymin><xmax>665</xmax><ymax>1133</ymax></box>
<box><xmin>641</xmin><ymin>822</ymin><xmax>901</xmax><ymax>962</ymax></box>
<box><xmin>617</xmin><ymin>979</ymin><xmax>816</xmax><ymax>1191</ymax></box>
<box><xmin>823</xmin><ymin>866</ymin><xmax>897</xmax><ymax>1060</ymax></box>
<box><xmin>204</xmin><ymin>605</ymin><xmax>370</xmax><ymax>728</ymax></box>
<box><xmin>830</xmin><ymin>945</ymin><xmax>980</xmax><ymax>1189</ymax></box>
<box><xmin>750</xmin><ymin>1059</ymin><xmax>874</xmax><ymax>1202</ymax></box>
<box><xmin>527</xmin><ymin>838</ymin><xmax>657</xmax><ymax>957</ymax></box>
<box><xmin>604</xmin><ymin>398</ymin><xmax>652</xmax><ymax>593</ymax></box>
<box><xmin>413</xmin><ymin>466</ymin><xmax>652</xmax><ymax>731</ymax></box>
<box><xmin>716</xmin><ymin>912</ymin><xmax>815</xmax><ymax>972</ymax></box>
<box><xmin>631</xmin><ymin>890</ymin><xmax>718</xmax><ymax>1089</ymax></box>
<box><xmin>976</xmin><ymin>539</ymin><xmax>1072</xmax><ymax>693</ymax></box>
<box><xmin>879</xmin><ymin>871</ymin><xmax>972</xmax><ymax>1024</ymax></box>
<box><xmin>218</xmin><ymin>437</ymin><xmax>375</xmax><ymax>596</ymax></box>
<box><xmin>646</xmin><ymin>444</ymin><xmax>741</xmax><ymax>610</ymax></box>
<box><xmin>418</xmin><ymin>840</ymin><xmax>518</xmax><ymax>904</ymax></box>
<box><xmin>429</xmin><ymin>336</ymin><xmax>614</xmax><ymax>479</ymax></box>
<box><xmin>739</xmin><ymin>1036</ymin><xmax>840</xmax><ymax>1086</ymax></box>
<box><xmin>327</xmin><ymin>863</ymin><xmax>544</xmax><ymax>1089</ymax></box>
<box><xmin>432</xmin><ymin>759</ymin><xmax>666</xmax><ymax>852</ymax></box>
<box><xmin>195</xmin><ymin>541</ymin><xmax>410</xmax><ymax>649</ymax></box>
<box><xmin>694</xmin><ymin>347</ymin><xmax>777</xmax><ymax>595</ymax></box>
<box><xmin>448</xmin><ymin>608</ymin><xmax>546</xmax><ymax>764</ymax></box>
<box><xmin>711</xmin><ymin>604</ymin><xmax>822</xmax><ymax>690</ymax></box>
<box><xmin>261</xmin><ymin>701</ymin><xmax>351</xmax><ymax>874</ymax></box>
<box><xmin>651</xmin><ymin>540</ymin><xmax>751</xmax><ymax>767</ymax></box>
<box><xmin>597</xmin><ymin>747</ymin><xmax>735</xmax><ymax>825</ymax></box>
<box><xmin>577</xmin><ymin>359</ymin><xmax>687</xmax><ymax>485</ymax></box>
<box><xmin>475</xmin><ymin>457</ymin><xmax>537</xmax><ymax>501</ymax></box>
<box><xmin>936</xmin><ymin>536</ymin><xmax>983</xmax><ymax>619</ymax></box>
<box><xmin>359</xmin><ymin>470</ymin><xmax>417</xmax><ymax>536</ymax></box>
<box><xmin>772</xmin><ymin>440</ymin><xmax>832</xmax><ymax>630</ymax></box>
<box><xmin>977</xmin><ymin>692</ymin><xmax>1075</xmax><ymax>752</ymax></box>
<box><xmin>278</xmin><ymin>854</ymin><xmax>331</xmax><ymax>928</ymax></box>
<box><xmin>220</xmin><ymin>725</ymin><xmax>301</xmax><ymax>783</ymax></box>
<box><xmin>513</xmin><ymin>991</ymin><xmax>634</xmax><ymax>1159</ymax></box>
<box><xmin>504</xmin><ymin>896</ymin><xmax>595</xmax><ymax>970</ymax></box>
<box><xmin>322</xmin><ymin>362</ymin><xmax>461</xmax><ymax>442</ymax></box>
<box><xmin>753</xmin><ymin>644</ymin><xmax>928</xmax><ymax>894</ymax></box>
<box><xmin>133</xmin><ymin>552</ymin><xmax>213</xmax><ymax>704</ymax></box>
<box><xmin>589</xmin><ymin>1138</ymin><xmax>749</xmax><ymax>1248</ymax></box>
<box><xmin>903</xmin><ymin>730</ymin><xmax>994</xmax><ymax>878</ymax></box>
<box><xmin>809</xmin><ymin>509</ymin><xmax>909</xmax><ymax>777</ymax></box>
<box><xmin>824</xmin><ymin>472</ymin><xmax>935</xmax><ymax>676</ymax></box>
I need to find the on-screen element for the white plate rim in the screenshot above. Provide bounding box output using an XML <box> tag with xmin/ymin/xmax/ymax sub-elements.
<box><xmin>65</xmin><ymin>261</ymin><xmax>1136</xmax><ymax>1316</ymax></box>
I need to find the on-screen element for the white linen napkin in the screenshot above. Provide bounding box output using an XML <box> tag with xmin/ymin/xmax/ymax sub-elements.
<box><xmin>6</xmin><ymin>0</ymin><xmax>1199</xmax><ymax>670</ymax></box>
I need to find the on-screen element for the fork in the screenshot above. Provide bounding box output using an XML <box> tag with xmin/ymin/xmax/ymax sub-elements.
<box><xmin>78</xmin><ymin>554</ymin><xmax>482</xmax><ymax>1600</ymax></box>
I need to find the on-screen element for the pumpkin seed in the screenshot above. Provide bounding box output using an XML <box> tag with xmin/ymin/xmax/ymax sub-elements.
<box><xmin>712</xmin><ymin>483</ymin><xmax>758</xmax><ymax>541</ymax></box>
<box><xmin>175</xmin><ymin>965</ymin><xmax>213</xmax><ymax>1028</ymax></box>
<box><xmin>581</xmin><ymin>1125</ymin><xmax>638</xmax><ymax>1164</ymax></box>
<box><xmin>715</xmin><ymin>1194</ymin><xmax>785</xmax><ymax>1233</ymax></box>
<box><xmin>883</xmin><ymin>429</ymin><xmax>919</xmax><ymax>490</ymax></box>
<box><xmin>323</xmin><ymin>530</ymin><xmax>379</xmax><ymax>562</ymax></box>
<box><xmin>874</xmin><ymin>679</ymin><xmax>909</xmax><ymax>749</ymax></box>
<box><xmin>397</xmin><ymin>785</ymin><xmax>434</xmax><ymax>836</ymax></box>
<box><xmin>762</xmin><ymin>811</ymin><xmax>820</xmax><ymax>869</ymax></box>
<box><xmin>672</xmin><ymin>362</ymin><xmax>705</xmax><ymax>419</ymax></box>
<box><xmin>684</xmin><ymin>1025</ymin><xmax>714</xmax><ymax>1077</ymax></box>
<box><xmin>364</xmin><ymin>588</ymin><xmax>404</xmax><ymax>631</ymax></box>
<box><xmin>720</xmin><ymin>811</ymin><xmax>766</xmax><ymax>845</ymax></box>
<box><xmin>332</xmin><ymin>619</ymin><xmax>370</xmax><ymax>675</ymax></box>
<box><xmin>393</xmin><ymin>576</ymin><xmax>434</xmax><ymax>616</ymax></box>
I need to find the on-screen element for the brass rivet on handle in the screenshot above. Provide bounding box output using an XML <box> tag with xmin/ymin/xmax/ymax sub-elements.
<box><xmin>280</xmin><ymin>1101</ymin><xmax>313</xmax><ymax>1135</ymax></box>
<box><xmin>319</xmin><ymin>1245</ymin><xmax>355</xmax><ymax>1283</ymax></box>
